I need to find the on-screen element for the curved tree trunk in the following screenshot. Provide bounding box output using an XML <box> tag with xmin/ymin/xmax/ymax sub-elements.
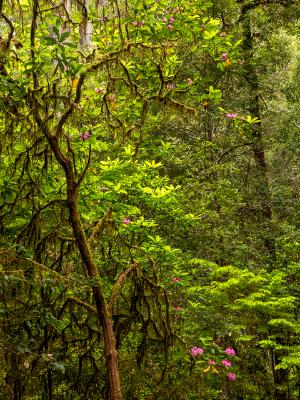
<box><xmin>32</xmin><ymin>123</ymin><xmax>122</xmax><ymax>399</ymax></box>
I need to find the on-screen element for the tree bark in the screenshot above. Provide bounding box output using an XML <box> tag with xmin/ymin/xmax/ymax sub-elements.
<box><xmin>33</xmin><ymin>124</ymin><xmax>122</xmax><ymax>399</ymax></box>
<box><xmin>239</xmin><ymin>3</ymin><xmax>275</xmax><ymax>261</ymax></box>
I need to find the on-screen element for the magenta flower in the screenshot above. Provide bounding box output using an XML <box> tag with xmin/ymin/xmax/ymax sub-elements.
<box><xmin>167</xmin><ymin>24</ymin><xmax>173</xmax><ymax>30</ymax></box>
<box><xmin>225</xmin><ymin>347</ymin><xmax>236</xmax><ymax>356</ymax></box>
<box><xmin>170</xmin><ymin>17</ymin><xmax>174</xmax><ymax>23</ymax></box>
<box><xmin>226</xmin><ymin>113</ymin><xmax>238</xmax><ymax>119</ymax></box>
<box><xmin>221</xmin><ymin>359</ymin><xmax>232</xmax><ymax>367</ymax></box>
<box><xmin>208</xmin><ymin>360</ymin><xmax>216</xmax><ymax>365</ymax></box>
<box><xmin>191</xmin><ymin>347</ymin><xmax>204</xmax><ymax>357</ymax></box>
<box><xmin>227</xmin><ymin>372</ymin><xmax>236</xmax><ymax>381</ymax></box>
<box><xmin>79</xmin><ymin>131</ymin><xmax>90</xmax><ymax>141</ymax></box>
<box><xmin>122</xmin><ymin>218</ymin><xmax>131</xmax><ymax>225</ymax></box>
<box><xmin>221</xmin><ymin>52</ymin><xmax>228</xmax><ymax>61</ymax></box>
<box><xmin>172</xmin><ymin>277</ymin><xmax>181</xmax><ymax>283</ymax></box>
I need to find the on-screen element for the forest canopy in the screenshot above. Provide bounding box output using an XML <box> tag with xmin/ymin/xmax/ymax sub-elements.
<box><xmin>0</xmin><ymin>0</ymin><xmax>300</xmax><ymax>399</ymax></box>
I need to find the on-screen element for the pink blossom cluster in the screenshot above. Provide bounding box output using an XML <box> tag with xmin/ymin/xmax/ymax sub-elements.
<box><xmin>205</xmin><ymin>347</ymin><xmax>237</xmax><ymax>381</ymax></box>
<box><xmin>226</xmin><ymin>113</ymin><xmax>238</xmax><ymax>119</ymax></box>
<box><xmin>79</xmin><ymin>131</ymin><xmax>90</xmax><ymax>141</ymax></box>
<box><xmin>166</xmin><ymin>83</ymin><xmax>175</xmax><ymax>91</ymax></box>
<box><xmin>221</xmin><ymin>52</ymin><xmax>228</xmax><ymax>61</ymax></box>
<box><xmin>172</xmin><ymin>277</ymin><xmax>181</xmax><ymax>283</ymax></box>
<box><xmin>228</xmin><ymin>372</ymin><xmax>236</xmax><ymax>381</ymax></box>
<box><xmin>221</xmin><ymin>359</ymin><xmax>232</xmax><ymax>367</ymax></box>
<box><xmin>173</xmin><ymin>305</ymin><xmax>183</xmax><ymax>311</ymax></box>
<box><xmin>225</xmin><ymin>347</ymin><xmax>236</xmax><ymax>356</ymax></box>
<box><xmin>132</xmin><ymin>20</ymin><xmax>145</xmax><ymax>28</ymax></box>
<box><xmin>122</xmin><ymin>218</ymin><xmax>131</xmax><ymax>225</ymax></box>
<box><xmin>163</xmin><ymin>16</ymin><xmax>174</xmax><ymax>30</ymax></box>
<box><xmin>191</xmin><ymin>347</ymin><xmax>204</xmax><ymax>357</ymax></box>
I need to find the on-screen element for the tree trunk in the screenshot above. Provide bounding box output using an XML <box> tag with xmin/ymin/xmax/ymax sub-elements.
<box><xmin>33</xmin><ymin>125</ymin><xmax>122</xmax><ymax>399</ymax></box>
<box><xmin>240</xmin><ymin>3</ymin><xmax>276</xmax><ymax>261</ymax></box>
<box><xmin>67</xmin><ymin>194</ymin><xmax>122</xmax><ymax>400</ymax></box>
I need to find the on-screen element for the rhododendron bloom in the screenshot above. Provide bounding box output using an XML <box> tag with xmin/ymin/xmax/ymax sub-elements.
<box><xmin>221</xmin><ymin>359</ymin><xmax>232</xmax><ymax>367</ymax></box>
<box><xmin>191</xmin><ymin>347</ymin><xmax>204</xmax><ymax>357</ymax></box>
<box><xmin>172</xmin><ymin>277</ymin><xmax>181</xmax><ymax>283</ymax></box>
<box><xmin>226</xmin><ymin>113</ymin><xmax>238</xmax><ymax>119</ymax></box>
<box><xmin>227</xmin><ymin>372</ymin><xmax>236</xmax><ymax>381</ymax></box>
<box><xmin>123</xmin><ymin>218</ymin><xmax>131</xmax><ymax>224</ymax></box>
<box><xmin>225</xmin><ymin>347</ymin><xmax>236</xmax><ymax>356</ymax></box>
<box><xmin>174</xmin><ymin>306</ymin><xmax>183</xmax><ymax>311</ymax></box>
<box><xmin>208</xmin><ymin>360</ymin><xmax>216</xmax><ymax>365</ymax></box>
<box><xmin>166</xmin><ymin>83</ymin><xmax>175</xmax><ymax>90</ymax></box>
<box><xmin>80</xmin><ymin>131</ymin><xmax>90</xmax><ymax>141</ymax></box>
<box><xmin>221</xmin><ymin>52</ymin><xmax>228</xmax><ymax>61</ymax></box>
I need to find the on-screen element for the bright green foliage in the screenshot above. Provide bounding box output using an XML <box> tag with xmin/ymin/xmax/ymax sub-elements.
<box><xmin>1</xmin><ymin>0</ymin><xmax>300</xmax><ymax>399</ymax></box>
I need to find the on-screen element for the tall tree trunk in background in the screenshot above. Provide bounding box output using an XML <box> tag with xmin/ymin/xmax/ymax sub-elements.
<box><xmin>239</xmin><ymin>4</ymin><xmax>288</xmax><ymax>398</ymax></box>
<box><xmin>239</xmin><ymin>2</ymin><xmax>276</xmax><ymax>262</ymax></box>
<box><xmin>80</xmin><ymin>0</ymin><xmax>93</xmax><ymax>47</ymax></box>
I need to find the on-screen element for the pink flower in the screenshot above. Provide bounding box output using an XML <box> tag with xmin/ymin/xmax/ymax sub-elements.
<box><xmin>132</xmin><ymin>20</ymin><xmax>145</xmax><ymax>28</ymax></box>
<box><xmin>166</xmin><ymin>83</ymin><xmax>175</xmax><ymax>90</ymax></box>
<box><xmin>172</xmin><ymin>277</ymin><xmax>181</xmax><ymax>283</ymax></box>
<box><xmin>225</xmin><ymin>347</ymin><xmax>236</xmax><ymax>356</ymax></box>
<box><xmin>191</xmin><ymin>347</ymin><xmax>204</xmax><ymax>357</ymax></box>
<box><xmin>122</xmin><ymin>218</ymin><xmax>131</xmax><ymax>225</ymax></box>
<box><xmin>187</xmin><ymin>78</ymin><xmax>193</xmax><ymax>85</ymax></box>
<box><xmin>95</xmin><ymin>87</ymin><xmax>103</xmax><ymax>93</ymax></box>
<box><xmin>221</xmin><ymin>359</ymin><xmax>232</xmax><ymax>367</ymax></box>
<box><xmin>174</xmin><ymin>306</ymin><xmax>183</xmax><ymax>311</ymax></box>
<box><xmin>221</xmin><ymin>52</ymin><xmax>228</xmax><ymax>61</ymax></box>
<box><xmin>208</xmin><ymin>360</ymin><xmax>216</xmax><ymax>365</ymax></box>
<box><xmin>170</xmin><ymin>17</ymin><xmax>174</xmax><ymax>23</ymax></box>
<box><xmin>226</xmin><ymin>113</ymin><xmax>238</xmax><ymax>119</ymax></box>
<box><xmin>167</xmin><ymin>24</ymin><xmax>173</xmax><ymax>30</ymax></box>
<box><xmin>79</xmin><ymin>131</ymin><xmax>90</xmax><ymax>141</ymax></box>
<box><xmin>227</xmin><ymin>372</ymin><xmax>236</xmax><ymax>381</ymax></box>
